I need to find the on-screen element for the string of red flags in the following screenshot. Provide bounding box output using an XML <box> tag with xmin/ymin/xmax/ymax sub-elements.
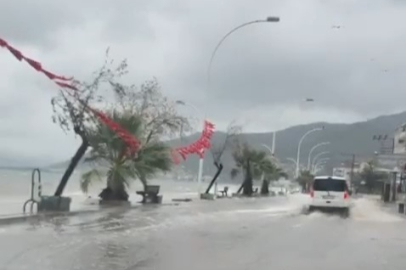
<box><xmin>173</xmin><ymin>120</ymin><xmax>215</xmax><ymax>164</ymax></box>
<box><xmin>87</xmin><ymin>107</ymin><xmax>141</xmax><ymax>156</ymax></box>
<box><xmin>0</xmin><ymin>37</ymin><xmax>77</xmax><ymax>91</ymax></box>
<box><xmin>0</xmin><ymin>36</ymin><xmax>141</xmax><ymax>155</ymax></box>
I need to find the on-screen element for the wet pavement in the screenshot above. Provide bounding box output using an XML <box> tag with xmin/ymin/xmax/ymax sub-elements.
<box><xmin>0</xmin><ymin>195</ymin><xmax>405</xmax><ymax>270</ymax></box>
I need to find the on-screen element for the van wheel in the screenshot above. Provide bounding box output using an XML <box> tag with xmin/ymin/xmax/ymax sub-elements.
<box><xmin>307</xmin><ymin>206</ymin><xmax>315</xmax><ymax>214</ymax></box>
<box><xmin>341</xmin><ymin>208</ymin><xmax>350</xmax><ymax>218</ymax></box>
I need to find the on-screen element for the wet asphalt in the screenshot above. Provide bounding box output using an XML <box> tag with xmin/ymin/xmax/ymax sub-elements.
<box><xmin>0</xmin><ymin>195</ymin><xmax>405</xmax><ymax>270</ymax></box>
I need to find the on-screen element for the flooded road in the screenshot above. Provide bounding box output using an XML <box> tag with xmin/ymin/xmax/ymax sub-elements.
<box><xmin>0</xmin><ymin>195</ymin><xmax>405</xmax><ymax>270</ymax></box>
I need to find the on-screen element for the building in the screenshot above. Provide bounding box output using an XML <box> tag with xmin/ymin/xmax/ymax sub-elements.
<box><xmin>333</xmin><ymin>165</ymin><xmax>362</xmax><ymax>185</ymax></box>
<box><xmin>393</xmin><ymin>123</ymin><xmax>406</xmax><ymax>154</ymax></box>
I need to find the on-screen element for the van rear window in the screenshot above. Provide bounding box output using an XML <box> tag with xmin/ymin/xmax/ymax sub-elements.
<box><xmin>313</xmin><ymin>178</ymin><xmax>347</xmax><ymax>192</ymax></box>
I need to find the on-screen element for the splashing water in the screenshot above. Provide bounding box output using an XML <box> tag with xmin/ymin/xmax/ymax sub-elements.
<box><xmin>350</xmin><ymin>197</ymin><xmax>403</xmax><ymax>222</ymax></box>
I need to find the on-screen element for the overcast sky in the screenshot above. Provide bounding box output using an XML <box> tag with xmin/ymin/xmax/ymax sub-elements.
<box><xmin>1</xmin><ymin>0</ymin><xmax>406</xmax><ymax>165</ymax></box>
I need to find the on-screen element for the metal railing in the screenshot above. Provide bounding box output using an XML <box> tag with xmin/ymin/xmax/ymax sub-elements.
<box><xmin>23</xmin><ymin>168</ymin><xmax>42</xmax><ymax>213</ymax></box>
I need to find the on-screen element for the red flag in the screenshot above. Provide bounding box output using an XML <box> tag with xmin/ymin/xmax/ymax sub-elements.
<box><xmin>7</xmin><ymin>46</ymin><xmax>23</xmax><ymax>61</ymax></box>
<box><xmin>24</xmin><ymin>57</ymin><xmax>42</xmax><ymax>71</ymax></box>
<box><xmin>43</xmin><ymin>69</ymin><xmax>72</xmax><ymax>81</ymax></box>
<box><xmin>177</xmin><ymin>147</ymin><xmax>188</xmax><ymax>160</ymax></box>
<box><xmin>205</xmin><ymin>120</ymin><xmax>215</xmax><ymax>129</ymax></box>
<box><xmin>0</xmin><ymin>38</ymin><xmax>7</xmax><ymax>47</ymax></box>
<box><xmin>90</xmin><ymin>108</ymin><xmax>140</xmax><ymax>155</ymax></box>
<box><xmin>0</xmin><ymin>37</ymin><xmax>75</xmax><ymax>89</ymax></box>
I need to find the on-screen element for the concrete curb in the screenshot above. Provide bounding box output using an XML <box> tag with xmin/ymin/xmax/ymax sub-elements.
<box><xmin>0</xmin><ymin>201</ymin><xmax>183</xmax><ymax>226</ymax></box>
<box><xmin>0</xmin><ymin>209</ymin><xmax>100</xmax><ymax>226</ymax></box>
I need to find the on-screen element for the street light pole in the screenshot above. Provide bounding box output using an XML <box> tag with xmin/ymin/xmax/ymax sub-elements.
<box><xmin>176</xmin><ymin>100</ymin><xmax>205</xmax><ymax>195</ymax></box>
<box><xmin>313</xmin><ymin>161</ymin><xmax>329</xmax><ymax>174</ymax></box>
<box><xmin>311</xmin><ymin>151</ymin><xmax>330</xmax><ymax>171</ymax></box>
<box><xmin>295</xmin><ymin>127</ymin><xmax>324</xmax><ymax>178</ymax></box>
<box><xmin>286</xmin><ymin>157</ymin><xmax>298</xmax><ymax>167</ymax></box>
<box><xmin>261</xmin><ymin>143</ymin><xmax>273</xmax><ymax>155</ymax></box>
<box><xmin>312</xmin><ymin>158</ymin><xmax>330</xmax><ymax>173</ymax></box>
<box><xmin>307</xmin><ymin>142</ymin><xmax>330</xmax><ymax>170</ymax></box>
<box><xmin>271</xmin><ymin>131</ymin><xmax>276</xmax><ymax>155</ymax></box>
<box><xmin>203</xmin><ymin>17</ymin><xmax>279</xmax><ymax>197</ymax></box>
<box><xmin>261</xmin><ymin>143</ymin><xmax>280</xmax><ymax>167</ymax></box>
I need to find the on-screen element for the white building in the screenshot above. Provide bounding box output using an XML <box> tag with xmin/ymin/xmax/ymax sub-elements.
<box><xmin>333</xmin><ymin>165</ymin><xmax>363</xmax><ymax>185</ymax></box>
<box><xmin>393</xmin><ymin>123</ymin><xmax>406</xmax><ymax>154</ymax></box>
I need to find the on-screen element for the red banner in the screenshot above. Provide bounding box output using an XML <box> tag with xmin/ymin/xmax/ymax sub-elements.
<box><xmin>173</xmin><ymin>120</ymin><xmax>215</xmax><ymax>163</ymax></box>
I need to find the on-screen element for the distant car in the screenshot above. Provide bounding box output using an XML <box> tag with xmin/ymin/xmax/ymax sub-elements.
<box><xmin>308</xmin><ymin>176</ymin><xmax>351</xmax><ymax>217</ymax></box>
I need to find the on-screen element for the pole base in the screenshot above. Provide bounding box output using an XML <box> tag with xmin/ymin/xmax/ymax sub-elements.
<box><xmin>200</xmin><ymin>193</ymin><xmax>215</xmax><ymax>200</ymax></box>
<box><xmin>38</xmin><ymin>196</ymin><xmax>71</xmax><ymax>212</ymax></box>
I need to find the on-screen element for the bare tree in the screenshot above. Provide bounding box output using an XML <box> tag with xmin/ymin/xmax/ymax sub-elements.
<box><xmin>204</xmin><ymin>121</ymin><xmax>242</xmax><ymax>194</ymax></box>
<box><xmin>51</xmin><ymin>54</ymin><xmax>128</xmax><ymax>196</ymax></box>
<box><xmin>109</xmin><ymin>78</ymin><xmax>191</xmax><ymax>186</ymax></box>
<box><xmin>110</xmin><ymin>78</ymin><xmax>191</xmax><ymax>144</ymax></box>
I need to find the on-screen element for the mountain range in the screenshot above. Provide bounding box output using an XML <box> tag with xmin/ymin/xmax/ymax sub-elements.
<box><xmin>168</xmin><ymin>111</ymin><xmax>406</xmax><ymax>177</ymax></box>
<box><xmin>46</xmin><ymin>111</ymin><xmax>406</xmax><ymax>178</ymax></box>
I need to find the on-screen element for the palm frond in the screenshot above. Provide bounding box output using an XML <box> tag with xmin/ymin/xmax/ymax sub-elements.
<box><xmin>82</xmin><ymin>109</ymin><xmax>174</xmax><ymax>193</ymax></box>
<box><xmin>80</xmin><ymin>168</ymin><xmax>103</xmax><ymax>193</ymax></box>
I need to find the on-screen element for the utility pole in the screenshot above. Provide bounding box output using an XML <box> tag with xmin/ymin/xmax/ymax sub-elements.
<box><xmin>350</xmin><ymin>154</ymin><xmax>355</xmax><ymax>185</ymax></box>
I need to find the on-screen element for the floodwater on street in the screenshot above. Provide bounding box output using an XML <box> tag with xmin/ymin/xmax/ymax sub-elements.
<box><xmin>0</xmin><ymin>194</ymin><xmax>405</xmax><ymax>270</ymax></box>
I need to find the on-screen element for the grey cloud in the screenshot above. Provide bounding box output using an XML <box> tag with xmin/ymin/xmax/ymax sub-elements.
<box><xmin>159</xmin><ymin>0</ymin><xmax>406</xmax><ymax>118</ymax></box>
<box><xmin>0</xmin><ymin>1</ymin><xmax>84</xmax><ymax>47</ymax></box>
<box><xmin>2</xmin><ymin>0</ymin><xmax>406</xmax><ymax>165</ymax></box>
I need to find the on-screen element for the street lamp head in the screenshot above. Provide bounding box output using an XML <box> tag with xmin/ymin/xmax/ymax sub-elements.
<box><xmin>175</xmin><ymin>100</ymin><xmax>185</xmax><ymax>105</ymax></box>
<box><xmin>266</xmin><ymin>16</ymin><xmax>280</xmax><ymax>22</ymax></box>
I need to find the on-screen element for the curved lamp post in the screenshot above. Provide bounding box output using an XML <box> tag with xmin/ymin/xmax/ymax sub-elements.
<box><xmin>313</xmin><ymin>162</ymin><xmax>328</xmax><ymax>174</ymax></box>
<box><xmin>286</xmin><ymin>157</ymin><xmax>298</xmax><ymax>167</ymax></box>
<box><xmin>175</xmin><ymin>100</ymin><xmax>203</xmax><ymax>120</ymax></box>
<box><xmin>307</xmin><ymin>142</ymin><xmax>330</xmax><ymax>170</ymax></box>
<box><xmin>311</xmin><ymin>151</ymin><xmax>330</xmax><ymax>171</ymax></box>
<box><xmin>201</xmin><ymin>16</ymin><xmax>279</xmax><ymax>196</ymax></box>
<box><xmin>261</xmin><ymin>143</ymin><xmax>273</xmax><ymax>155</ymax></box>
<box><xmin>207</xmin><ymin>16</ymin><xmax>280</xmax><ymax>87</ymax></box>
<box><xmin>295</xmin><ymin>127</ymin><xmax>325</xmax><ymax>178</ymax></box>
<box><xmin>312</xmin><ymin>158</ymin><xmax>330</xmax><ymax>174</ymax></box>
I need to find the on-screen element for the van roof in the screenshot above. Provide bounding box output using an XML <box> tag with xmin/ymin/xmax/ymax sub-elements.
<box><xmin>314</xmin><ymin>175</ymin><xmax>346</xmax><ymax>181</ymax></box>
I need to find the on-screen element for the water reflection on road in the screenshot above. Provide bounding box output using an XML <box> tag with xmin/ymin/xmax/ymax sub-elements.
<box><xmin>0</xmin><ymin>195</ymin><xmax>405</xmax><ymax>270</ymax></box>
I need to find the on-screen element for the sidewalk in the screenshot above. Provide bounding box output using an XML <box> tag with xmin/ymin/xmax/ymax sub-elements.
<box><xmin>378</xmin><ymin>199</ymin><xmax>406</xmax><ymax>217</ymax></box>
<box><xmin>0</xmin><ymin>208</ymin><xmax>103</xmax><ymax>226</ymax></box>
<box><xmin>0</xmin><ymin>197</ymin><xmax>189</xmax><ymax>226</ymax></box>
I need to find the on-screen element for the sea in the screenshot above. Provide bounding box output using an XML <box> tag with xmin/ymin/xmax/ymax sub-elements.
<box><xmin>0</xmin><ymin>168</ymin><xmax>277</xmax><ymax>217</ymax></box>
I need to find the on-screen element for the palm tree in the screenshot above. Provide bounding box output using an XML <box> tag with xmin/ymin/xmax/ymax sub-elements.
<box><xmin>260</xmin><ymin>164</ymin><xmax>288</xmax><ymax>195</ymax></box>
<box><xmin>359</xmin><ymin>160</ymin><xmax>387</xmax><ymax>193</ymax></box>
<box><xmin>80</xmin><ymin>110</ymin><xmax>172</xmax><ymax>201</ymax></box>
<box><xmin>231</xmin><ymin>144</ymin><xmax>272</xmax><ymax>196</ymax></box>
<box><xmin>297</xmin><ymin>170</ymin><xmax>314</xmax><ymax>192</ymax></box>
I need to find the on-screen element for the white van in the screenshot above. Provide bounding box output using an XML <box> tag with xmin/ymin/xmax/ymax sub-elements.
<box><xmin>309</xmin><ymin>176</ymin><xmax>351</xmax><ymax>216</ymax></box>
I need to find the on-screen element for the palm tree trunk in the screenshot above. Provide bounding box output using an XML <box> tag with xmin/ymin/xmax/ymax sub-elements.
<box><xmin>243</xmin><ymin>159</ymin><xmax>253</xmax><ymax>195</ymax></box>
<box><xmin>205</xmin><ymin>162</ymin><xmax>223</xmax><ymax>194</ymax></box>
<box><xmin>261</xmin><ymin>179</ymin><xmax>269</xmax><ymax>195</ymax></box>
<box><xmin>54</xmin><ymin>131</ymin><xmax>88</xmax><ymax>196</ymax></box>
<box><xmin>100</xmin><ymin>178</ymin><xmax>129</xmax><ymax>201</ymax></box>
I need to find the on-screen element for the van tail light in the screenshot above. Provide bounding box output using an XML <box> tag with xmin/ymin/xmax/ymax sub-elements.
<box><xmin>344</xmin><ymin>191</ymin><xmax>349</xmax><ymax>199</ymax></box>
<box><xmin>310</xmin><ymin>189</ymin><xmax>314</xmax><ymax>198</ymax></box>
